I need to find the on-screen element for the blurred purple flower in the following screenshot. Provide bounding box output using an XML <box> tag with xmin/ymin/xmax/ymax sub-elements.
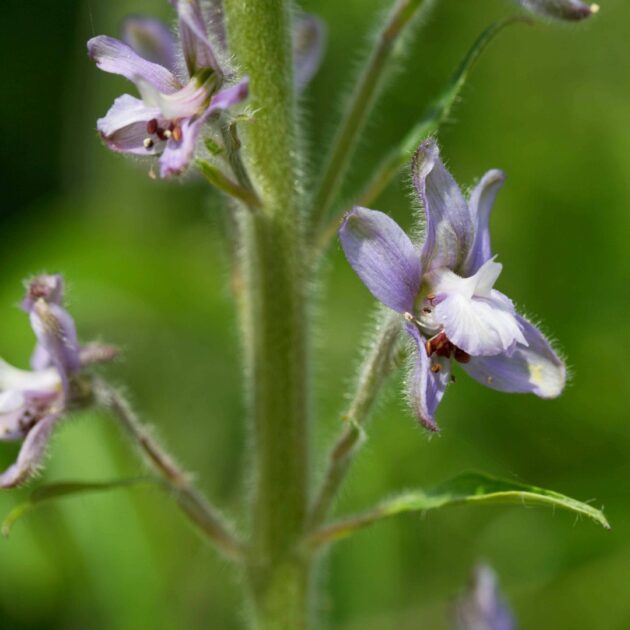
<box><xmin>0</xmin><ymin>275</ymin><xmax>116</xmax><ymax>488</ymax></box>
<box><xmin>515</xmin><ymin>0</ymin><xmax>599</xmax><ymax>21</ymax></box>
<box><xmin>88</xmin><ymin>0</ymin><xmax>249</xmax><ymax>178</ymax></box>
<box><xmin>339</xmin><ymin>139</ymin><xmax>566</xmax><ymax>431</ymax></box>
<box><xmin>454</xmin><ymin>564</ymin><xmax>515</xmax><ymax>630</ymax></box>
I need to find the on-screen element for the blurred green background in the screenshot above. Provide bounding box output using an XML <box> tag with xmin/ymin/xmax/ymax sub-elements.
<box><xmin>1</xmin><ymin>0</ymin><xmax>628</xmax><ymax>628</ymax></box>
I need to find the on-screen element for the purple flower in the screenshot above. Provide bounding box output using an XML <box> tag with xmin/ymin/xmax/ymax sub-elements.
<box><xmin>88</xmin><ymin>1</ymin><xmax>249</xmax><ymax>178</ymax></box>
<box><xmin>514</xmin><ymin>0</ymin><xmax>599</xmax><ymax>21</ymax></box>
<box><xmin>454</xmin><ymin>564</ymin><xmax>515</xmax><ymax>630</ymax></box>
<box><xmin>0</xmin><ymin>275</ymin><xmax>116</xmax><ymax>488</ymax></box>
<box><xmin>339</xmin><ymin>139</ymin><xmax>566</xmax><ymax>431</ymax></box>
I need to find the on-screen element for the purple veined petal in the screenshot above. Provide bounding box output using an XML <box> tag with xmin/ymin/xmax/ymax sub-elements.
<box><xmin>406</xmin><ymin>323</ymin><xmax>449</xmax><ymax>431</ymax></box>
<box><xmin>462</xmin><ymin>169</ymin><xmax>505</xmax><ymax>276</ymax></box>
<box><xmin>97</xmin><ymin>94</ymin><xmax>164</xmax><ymax>155</ymax></box>
<box><xmin>412</xmin><ymin>139</ymin><xmax>474</xmax><ymax>273</ymax></box>
<box><xmin>29</xmin><ymin>302</ymin><xmax>81</xmax><ymax>393</ymax></box>
<box><xmin>455</xmin><ymin>564</ymin><xmax>515</xmax><ymax>630</ymax></box>
<box><xmin>339</xmin><ymin>207</ymin><xmax>422</xmax><ymax>314</ymax></box>
<box><xmin>0</xmin><ymin>412</ymin><xmax>62</xmax><ymax>489</ymax></box>
<box><xmin>121</xmin><ymin>15</ymin><xmax>178</xmax><ymax>73</ymax></box>
<box><xmin>0</xmin><ymin>389</ymin><xmax>60</xmax><ymax>442</ymax></box>
<box><xmin>461</xmin><ymin>314</ymin><xmax>566</xmax><ymax>398</ymax></box>
<box><xmin>87</xmin><ymin>35</ymin><xmax>180</xmax><ymax>94</ymax></box>
<box><xmin>0</xmin><ymin>358</ymin><xmax>60</xmax><ymax>393</ymax></box>
<box><xmin>30</xmin><ymin>342</ymin><xmax>51</xmax><ymax>371</ymax></box>
<box><xmin>172</xmin><ymin>0</ymin><xmax>222</xmax><ymax>77</ymax></box>
<box><xmin>22</xmin><ymin>274</ymin><xmax>64</xmax><ymax>312</ymax></box>
<box><xmin>293</xmin><ymin>13</ymin><xmax>327</xmax><ymax>92</ymax></box>
<box><xmin>158</xmin><ymin>78</ymin><xmax>249</xmax><ymax>178</ymax></box>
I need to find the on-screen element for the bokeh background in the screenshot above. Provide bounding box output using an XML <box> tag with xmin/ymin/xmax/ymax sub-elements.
<box><xmin>1</xmin><ymin>0</ymin><xmax>629</xmax><ymax>628</ymax></box>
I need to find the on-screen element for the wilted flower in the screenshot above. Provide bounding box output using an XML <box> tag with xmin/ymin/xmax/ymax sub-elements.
<box><xmin>514</xmin><ymin>0</ymin><xmax>599</xmax><ymax>21</ymax></box>
<box><xmin>454</xmin><ymin>564</ymin><xmax>515</xmax><ymax>630</ymax></box>
<box><xmin>0</xmin><ymin>275</ymin><xmax>116</xmax><ymax>488</ymax></box>
<box><xmin>339</xmin><ymin>139</ymin><xmax>566</xmax><ymax>430</ymax></box>
<box><xmin>88</xmin><ymin>0</ymin><xmax>249</xmax><ymax>178</ymax></box>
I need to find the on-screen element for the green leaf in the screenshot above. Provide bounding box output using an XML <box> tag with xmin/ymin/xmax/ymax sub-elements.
<box><xmin>2</xmin><ymin>477</ymin><xmax>159</xmax><ymax>538</ymax></box>
<box><xmin>307</xmin><ymin>472</ymin><xmax>610</xmax><ymax>548</ymax></box>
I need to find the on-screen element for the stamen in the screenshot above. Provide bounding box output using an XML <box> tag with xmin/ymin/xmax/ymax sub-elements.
<box><xmin>430</xmin><ymin>364</ymin><xmax>441</xmax><ymax>373</ymax></box>
<box><xmin>147</xmin><ymin>119</ymin><xmax>159</xmax><ymax>135</ymax></box>
<box><xmin>171</xmin><ymin>125</ymin><xmax>182</xmax><ymax>143</ymax></box>
<box><xmin>454</xmin><ymin>348</ymin><xmax>471</xmax><ymax>364</ymax></box>
<box><xmin>163</xmin><ymin>129</ymin><xmax>172</xmax><ymax>139</ymax></box>
<box><xmin>143</xmin><ymin>138</ymin><xmax>154</xmax><ymax>149</ymax></box>
<box><xmin>422</xmin><ymin>307</ymin><xmax>432</xmax><ymax>314</ymax></box>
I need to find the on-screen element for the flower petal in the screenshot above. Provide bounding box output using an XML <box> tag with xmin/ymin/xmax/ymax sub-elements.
<box><xmin>293</xmin><ymin>14</ymin><xmax>326</xmax><ymax>91</ymax></box>
<box><xmin>30</xmin><ymin>302</ymin><xmax>81</xmax><ymax>392</ymax></box>
<box><xmin>97</xmin><ymin>94</ymin><xmax>163</xmax><ymax>155</ymax></box>
<box><xmin>172</xmin><ymin>0</ymin><xmax>222</xmax><ymax>76</ymax></box>
<box><xmin>412</xmin><ymin>139</ymin><xmax>474</xmax><ymax>272</ymax></box>
<box><xmin>0</xmin><ymin>359</ymin><xmax>60</xmax><ymax>393</ymax></box>
<box><xmin>121</xmin><ymin>15</ymin><xmax>177</xmax><ymax>72</ymax></box>
<box><xmin>87</xmin><ymin>35</ymin><xmax>180</xmax><ymax>94</ymax></box>
<box><xmin>159</xmin><ymin>78</ymin><xmax>249</xmax><ymax>178</ymax></box>
<box><xmin>406</xmin><ymin>324</ymin><xmax>449</xmax><ymax>431</ymax></box>
<box><xmin>461</xmin><ymin>314</ymin><xmax>566</xmax><ymax>398</ymax></box>
<box><xmin>0</xmin><ymin>390</ymin><xmax>59</xmax><ymax>441</ymax></box>
<box><xmin>339</xmin><ymin>207</ymin><xmax>422</xmax><ymax>314</ymax></box>
<box><xmin>0</xmin><ymin>413</ymin><xmax>62</xmax><ymax>489</ymax></box>
<box><xmin>462</xmin><ymin>169</ymin><xmax>505</xmax><ymax>276</ymax></box>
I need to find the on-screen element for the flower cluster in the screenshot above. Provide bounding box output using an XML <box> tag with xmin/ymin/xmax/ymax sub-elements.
<box><xmin>339</xmin><ymin>139</ymin><xmax>566</xmax><ymax>430</ymax></box>
<box><xmin>0</xmin><ymin>275</ymin><xmax>116</xmax><ymax>488</ymax></box>
<box><xmin>89</xmin><ymin>1</ymin><xmax>325</xmax><ymax>178</ymax></box>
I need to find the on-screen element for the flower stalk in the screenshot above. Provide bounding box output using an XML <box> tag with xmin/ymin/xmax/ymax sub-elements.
<box><xmin>309</xmin><ymin>0</ymin><xmax>435</xmax><ymax>232</ymax></box>
<box><xmin>94</xmin><ymin>379</ymin><xmax>244</xmax><ymax>561</ymax></box>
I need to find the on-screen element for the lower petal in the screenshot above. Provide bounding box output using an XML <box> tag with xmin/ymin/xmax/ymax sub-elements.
<box><xmin>406</xmin><ymin>324</ymin><xmax>450</xmax><ymax>431</ymax></box>
<box><xmin>0</xmin><ymin>413</ymin><xmax>62</xmax><ymax>489</ymax></box>
<box><xmin>461</xmin><ymin>315</ymin><xmax>566</xmax><ymax>398</ymax></box>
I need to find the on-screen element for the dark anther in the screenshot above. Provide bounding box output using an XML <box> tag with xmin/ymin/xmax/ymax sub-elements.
<box><xmin>147</xmin><ymin>119</ymin><xmax>159</xmax><ymax>135</ymax></box>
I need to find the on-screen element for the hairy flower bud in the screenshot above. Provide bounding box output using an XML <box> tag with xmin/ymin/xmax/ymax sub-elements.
<box><xmin>515</xmin><ymin>0</ymin><xmax>599</xmax><ymax>21</ymax></box>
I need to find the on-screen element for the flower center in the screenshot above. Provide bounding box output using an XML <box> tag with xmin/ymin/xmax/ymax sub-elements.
<box><xmin>143</xmin><ymin>118</ymin><xmax>183</xmax><ymax>150</ymax></box>
<box><xmin>425</xmin><ymin>331</ymin><xmax>470</xmax><ymax>364</ymax></box>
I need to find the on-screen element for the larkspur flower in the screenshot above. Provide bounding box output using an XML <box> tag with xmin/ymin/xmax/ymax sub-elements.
<box><xmin>89</xmin><ymin>2</ymin><xmax>326</xmax><ymax>179</ymax></box>
<box><xmin>454</xmin><ymin>564</ymin><xmax>515</xmax><ymax>630</ymax></box>
<box><xmin>339</xmin><ymin>139</ymin><xmax>566</xmax><ymax>431</ymax></box>
<box><xmin>88</xmin><ymin>0</ymin><xmax>249</xmax><ymax>179</ymax></box>
<box><xmin>514</xmin><ymin>0</ymin><xmax>599</xmax><ymax>21</ymax></box>
<box><xmin>0</xmin><ymin>275</ymin><xmax>116</xmax><ymax>488</ymax></box>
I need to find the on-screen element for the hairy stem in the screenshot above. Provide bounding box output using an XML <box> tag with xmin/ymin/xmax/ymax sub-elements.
<box><xmin>309</xmin><ymin>0</ymin><xmax>434</xmax><ymax>232</ymax></box>
<box><xmin>308</xmin><ymin>311</ymin><xmax>403</xmax><ymax>530</ymax></box>
<box><xmin>224</xmin><ymin>1</ymin><xmax>311</xmax><ymax>628</ymax></box>
<box><xmin>93</xmin><ymin>379</ymin><xmax>243</xmax><ymax>560</ymax></box>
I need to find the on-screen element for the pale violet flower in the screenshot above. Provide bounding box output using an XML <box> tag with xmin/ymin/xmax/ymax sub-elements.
<box><xmin>88</xmin><ymin>0</ymin><xmax>249</xmax><ymax>178</ymax></box>
<box><xmin>454</xmin><ymin>564</ymin><xmax>515</xmax><ymax>630</ymax></box>
<box><xmin>514</xmin><ymin>0</ymin><xmax>599</xmax><ymax>21</ymax></box>
<box><xmin>0</xmin><ymin>275</ymin><xmax>116</xmax><ymax>488</ymax></box>
<box><xmin>339</xmin><ymin>139</ymin><xmax>566</xmax><ymax>431</ymax></box>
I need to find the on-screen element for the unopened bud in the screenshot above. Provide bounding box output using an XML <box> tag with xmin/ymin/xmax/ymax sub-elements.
<box><xmin>515</xmin><ymin>0</ymin><xmax>599</xmax><ymax>21</ymax></box>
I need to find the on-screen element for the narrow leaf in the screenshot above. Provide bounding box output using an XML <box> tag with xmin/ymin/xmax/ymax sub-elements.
<box><xmin>2</xmin><ymin>477</ymin><xmax>159</xmax><ymax>538</ymax></box>
<box><xmin>307</xmin><ymin>472</ymin><xmax>609</xmax><ymax>548</ymax></box>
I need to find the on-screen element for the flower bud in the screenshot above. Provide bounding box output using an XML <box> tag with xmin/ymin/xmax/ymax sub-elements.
<box><xmin>516</xmin><ymin>0</ymin><xmax>599</xmax><ymax>21</ymax></box>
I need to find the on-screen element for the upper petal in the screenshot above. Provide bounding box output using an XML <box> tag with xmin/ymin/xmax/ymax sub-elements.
<box><xmin>412</xmin><ymin>139</ymin><xmax>474</xmax><ymax>272</ymax></box>
<box><xmin>293</xmin><ymin>14</ymin><xmax>327</xmax><ymax>92</ymax></box>
<box><xmin>0</xmin><ymin>413</ymin><xmax>62</xmax><ymax>489</ymax></box>
<box><xmin>121</xmin><ymin>15</ymin><xmax>177</xmax><ymax>72</ymax></box>
<box><xmin>461</xmin><ymin>314</ymin><xmax>566</xmax><ymax>398</ymax></box>
<box><xmin>0</xmin><ymin>358</ymin><xmax>60</xmax><ymax>393</ymax></box>
<box><xmin>158</xmin><ymin>78</ymin><xmax>249</xmax><ymax>178</ymax></box>
<box><xmin>462</xmin><ymin>169</ymin><xmax>505</xmax><ymax>276</ymax></box>
<box><xmin>87</xmin><ymin>35</ymin><xmax>180</xmax><ymax>94</ymax></box>
<box><xmin>172</xmin><ymin>0</ymin><xmax>222</xmax><ymax>77</ymax></box>
<box><xmin>339</xmin><ymin>207</ymin><xmax>422</xmax><ymax>314</ymax></box>
<box><xmin>406</xmin><ymin>323</ymin><xmax>449</xmax><ymax>431</ymax></box>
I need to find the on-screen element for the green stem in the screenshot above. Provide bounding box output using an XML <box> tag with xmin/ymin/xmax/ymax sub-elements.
<box><xmin>224</xmin><ymin>1</ymin><xmax>311</xmax><ymax>628</ymax></box>
<box><xmin>93</xmin><ymin>379</ymin><xmax>243</xmax><ymax>560</ymax></box>
<box><xmin>309</xmin><ymin>0</ymin><xmax>434</xmax><ymax>232</ymax></box>
<box><xmin>307</xmin><ymin>311</ymin><xmax>403</xmax><ymax>530</ymax></box>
